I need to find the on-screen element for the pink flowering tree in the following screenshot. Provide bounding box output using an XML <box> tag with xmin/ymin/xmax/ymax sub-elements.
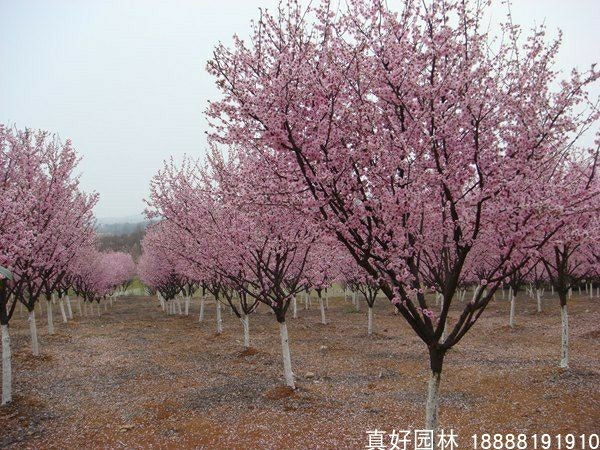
<box><xmin>147</xmin><ymin>150</ymin><xmax>316</xmax><ymax>388</ymax></box>
<box><xmin>207</xmin><ymin>0</ymin><xmax>599</xmax><ymax>429</ymax></box>
<box><xmin>0</xmin><ymin>125</ymin><xmax>97</xmax><ymax>405</ymax></box>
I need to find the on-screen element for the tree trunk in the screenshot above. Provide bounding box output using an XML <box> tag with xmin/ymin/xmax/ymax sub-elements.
<box><xmin>560</xmin><ymin>304</ymin><xmax>569</xmax><ymax>369</ymax></box>
<box><xmin>241</xmin><ymin>314</ymin><xmax>250</xmax><ymax>349</ymax></box>
<box><xmin>185</xmin><ymin>297</ymin><xmax>190</xmax><ymax>316</ymax></box>
<box><xmin>66</xmin><ymin>296</ymin><xmax>74</xmax><ymax>319</ymax></box>
<box><xmin>509</xmin><ymin>292</ymin><xmax>516</xmax><ymax>328</ymax></box>
<box><xmin>425</xmin><ymin>348</ymin><xmax>445</xmax><ymax>432</ymax></box>
<box><xmin>216</xmin><ymin>301</ymin><xmax>223</xmax><ymax>334</ymax></box>
<box><xmin>77</xmin><ymin>298</ymin><xmax>82</xmax><ymax>316</ymax></box>
<box><xmin>292</xmin><ymin>296</ymin><xmax>297</xmax><ymax>319</ymax></box>
<box><xmin>199</xmin><ymin>296</ymin><xmax>205</xmax><ymax>322</ymax></box>
<box><xmin>367</xmin><ymin>306</ymin><xmax>373</xmax><ymax>335</ymax></box>
<box><xmin>177</xmin><ymin>299</ymin><xmax>182</xmax><ymax>315</ymax></box>
<box><xmin>59</xmin><ymin>299</ymin><xmax>68</xmax><ymax>323</ymax></box>
<box><xmin>29</xmin><ymin>310</ymin><xmax>39</xmax><ymax>356</ymax></box>
<box><xmin>1</xmin><ymin>324</ymin><xmax>12</xmax><ymax>405</ymax></box>
<box><xmin>319</xmin><ymin>295</ymin><xmax>326</xmax><ymax>325</ymax></box>
<box><xmin>278</xmin><ymin>321</ymin><xmax>295</xmax><ymax>388</ymax></box>
<box><xmin>536</xmin><ymin>290</ymin><xmax>542</xmax><ymax>313</ymax></box>
<box><xmin>47</xmin><ymin>300</ymin><xmax>55</xmax><ymax>334</ymax></box>
<box><xmin>325</xmin><ymin>290</ymin><xmax>329</xmax><ymax>310</ymax></box>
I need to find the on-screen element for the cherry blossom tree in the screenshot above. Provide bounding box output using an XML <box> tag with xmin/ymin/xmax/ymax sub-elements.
<box><xmin>0</xmin><ymin>124</ymin><xmax>97</xmax><ymax>404</ymax></box>
<box><xmin>207</xmin><ymin>0</ymin><xmax>599</xmax><ymax>429</ymax></box>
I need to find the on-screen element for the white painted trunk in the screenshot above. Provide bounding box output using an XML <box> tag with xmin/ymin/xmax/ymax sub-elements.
<box><xmin>216</xmin><ymin>302</ymin><xmax>223</xmax><ymax>334</ymax></box>
<box><xmin>367</xmin><ymin>306</ymin><xmax>373</xmax><ymax>335</ymax></box>
<box><xmin>29</xmin><ymin>311</ymin><xmax>39</xmax><ymax>356</ymax></box>
<box><xmin>46</xmin><ymin>300</ymin><xmax>55</xmax><ymax>334</ymax></box>
<box><xmin>319</xmin><ymin>296</ymin><xmax>326</xmax><ymax>325</ymax></box>
<box><xmin>66</xmin><ymin>296</ymin><xmax>73</xmax><ymax>319</ymax></box>
<box><xmin>177</xmin><ymin>299</ymin><xmax>182</xmax><ymax>315</ymax></box>
<box><xmin>536</xmin><ymin>290</ymin><xmax>542</xmax><ymax>313</ymax></box>
<box><xmin>59</xmin><ymin>299</ymin><xmax>68</xmax><ymax>323</ymax></box>
<box><xmin>560</xmin><ymin>305</ymin><xmax>569</xmax><ymax>368</ymax></box>
<box><xmin>325</xmin><ymin>290</ymin><xmax>329</xmax><ymax>310</ymax></box>
<box><xmin>241</xmin><ymin>314</ymin><xmax>250</xmax><ymax>349</ymax></box>
<box><xmin>199</xmin><ymin>296</ymin><xmax>205</xmax><ymax>322</ymax></box>
<box><xmin>1</xmin><ymin>324</ymin><xmax>12</xmax><ymax>405</ymax></box>
<box><xmin>356</xmin><ymin>294</ymin><xmax>360</xmax><ymax>311</ymax></box>
<box><xmin>185</xmin><ymin>297</ymin><xmax>190</xmax><ymax>316</ymax></box>
<box><xmin>292</xmin><ymin>296</ymin><xmax>297</xmax><ymax>319</ymax></box>
<box><xmin>425</xmin><ymin>371</ymin><xmax>441</xmax><ymax>431</ymax></box>
<box><xmin>509</xmin><ymin>293</ymin><xmax>516</xmax><ymax>328</ymax></box>
<box><xmin>472</xmin><ymin>285</ymin><xmax>480</xmax><ymax>303</ymax></box>
<box><xmin>278</xmin><ymin>322</ymin><xmax>295</xmax><ymax>388</ymax></box>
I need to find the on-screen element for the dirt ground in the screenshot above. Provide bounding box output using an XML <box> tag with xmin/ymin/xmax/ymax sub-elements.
<box><xmin>1</xmin><ymin>291</ymin><xmax>599</xmax><ymax>449</ymax></box>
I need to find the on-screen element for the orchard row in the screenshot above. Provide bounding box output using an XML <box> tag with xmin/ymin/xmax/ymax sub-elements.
<box><xmin>140</xmin><ymin>0</ymin><xmax>599</xmax><ymax>432</ymax></box>
<box><xmin>0</xmin><ymin>125</ymin><xmax>136</xmax><ymax>406</ymax></box>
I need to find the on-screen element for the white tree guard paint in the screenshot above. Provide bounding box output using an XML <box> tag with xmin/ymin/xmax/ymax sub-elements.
<box><xmin>1</xmin><ymin>324</ymin><xmax>12</xmax><ymax>405</ymax></box>
<box><xmin>292</xmin><ymin>296</ymin><xmax>297</xmax><ymax>319</ymax></box>
<box><xmin>66</xmin><ymin>296</ymin><xmax>74</xmax><ymax>319</ymax></box>
<box><xmin>46</xmin><ymin>300</ymin><xmax>55</xmax><ymax>334</ymax></box>
<box><xmin>199</xmin><ymin>296</ymin><xmax>205</xmax><ymax>322</ymax></box>
<box><xmin>185</xmin><ymin>297</ymin><xmax>190</xmax><ymax>316</ymax></box>
<box><xmin>59</xmin><ymin>299</ymin><xmax>68</xmax><ymax>323</ymax></box>
<box><xmin>536</xmin><ymin>290</ymin><xmax>542</xmax><ymax>313</ymax></box>
<box><xmin>176</xmin><ymin>299</ymin><xmax>182</xmax><ymax>315</ymax></box>
<box><xmin>319</xmin><ymin>296</ymin><xmax>326</xmax><ymax>325</ymax></box>
<box><xmin>241</xmin><ymin>314</ymin><xmax>250</xmax><ymax>349</ymax></box>
<box><xmin>29</xmin><ymin>310</ymin><xmax>39</xmax><ymax>356</ymax></box>
<box><xmin>509</xmin><ymin>292</ymin><xmax>516</xmax><ymax>328</ymax></box>
<box><xmin>367</xmin><ymin>306</ymin><xmax>373</xmax><ymax>335</ymax></box>
<box><xmin>425</xmin><ymin>371</ymin><xmax>441</xmax><ymax>431</ymax></box>
<box><xmin>216</xmin><ymin>302</ymin><xmax>223</xmax><ymax>334</ymax></box>
<box><xmin>279</xmin><ymin>322</ymin><xmax>295</xmax><ymax>389</ymax></box>
<box><xmin>560</xmin><ymin>305</ymin><xmax>569</xmax><ymax>368</ymax></box>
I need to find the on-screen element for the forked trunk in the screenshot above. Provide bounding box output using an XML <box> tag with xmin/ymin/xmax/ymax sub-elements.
<box><xmin>279</xmin><ymin>321</ymin><xmax>295</xmax><ymax>388</ymax></box>
<box><xmin>29</xmin><ymin>310</ymin><xmax>39</xmax><ymax>356</ymax></box>
<box><xmin>1</xmin><ymin>324</ymin><xmax>12</xmax><ymax>405</ymax></box>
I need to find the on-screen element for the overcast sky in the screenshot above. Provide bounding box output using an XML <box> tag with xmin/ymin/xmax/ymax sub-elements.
<box><xmin>1</xmin><ymin>0</ymin><xmax>598</xmax><ymax>220</ymax></box>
